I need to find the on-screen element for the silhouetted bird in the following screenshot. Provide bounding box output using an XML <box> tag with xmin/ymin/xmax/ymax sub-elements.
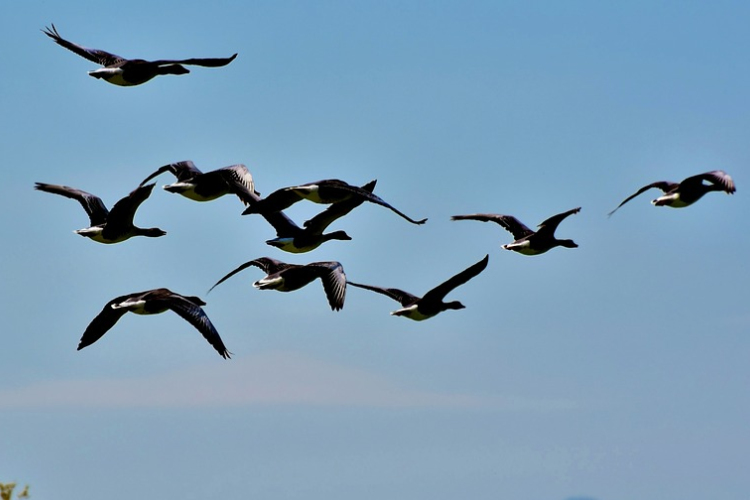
<box><xmin>245</xmin><ymin>180</ymin><xmax>377</xmax><ymax>253</ymax></box>
<box><xmin>78</xmin><ymin>288</ymin><xmax>230</xmax><ymax>359</ymax></box>
<box><xmin>139</xmin><ymin>160</ymin><xmax>258</xmax><ymax>205</ymax></box>
<box><xmin>243</xmin><ymin>178</ymin><xmax>427</xmax><ymax>225</ymax></box>
<box><xmin>608</xmin><ymin>170</ymin><xmax>736</xmax><ymax>216</ymax></box>
<box><xmin>347</xmin><ymin>255</ymin><xmax>489</xmax><ymax>320</ymax></box>
<box><xmin>452</xmin><ymin>207</ymin><xmax>580</xmax><ymax>255</ymax></box>
<box><xmin>35</xmin><ymin>182</ymin><xmax>166</xmax><ymax>244</ymax></box>
<box><xmin>42</xmin><ymin>24</ymin><xmax>237</xmax><ymax>86</ymax></box>
<box><xmin>209</xmin><ymin>257</ymin><xmax>347</xmax><ymax>311</ymax></box>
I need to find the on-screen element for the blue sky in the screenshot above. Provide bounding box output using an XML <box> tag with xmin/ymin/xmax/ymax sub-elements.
<box><xmin>2</xmin><ymin>1</ymin><xmax>749</xmax><ymax>499</ymax></box>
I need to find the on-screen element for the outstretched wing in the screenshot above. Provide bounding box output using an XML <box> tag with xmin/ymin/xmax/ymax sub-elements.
<box><xmin>422</xmin><ymin>254</ymin><xmax>489</xmax><ymax>303</ymax></box>
<box><xmin>215</xmin><ymin>164</ymin><xmax>258</xmax><ymax>205</ymax></box>
<box><xmin>34</xmin><ymin>182</ymin><xmax>109</xmax><ymax>226</ymax></box>
<box><xmin>243</xmin><ymin>187</ymin><xmax>306</xmax><ymax>214</ymax></box>
<box><xmin>77</xmin><ymin>294</ymin><xmax>133</xmax><ymax>351</ymax></box>
<box><xmin>308</xmin><ymin>262</ymin><xmax>347</xmax><ymax>311</ymax></box>
<box><xmin>536</xmin><ymin>207</ymin><xmax>581</xmax><ymax>236</ymax></box>
<box><xmin>303</xmin><ymin>180</ymin><xmax>377</xmax><ymax>234</ymax></box>
<box><xmin>106</xmin><ymin>183</ymin><xmax>156</xmax><ymax>228</ymax></box>
<box><xmin>680</xmin><ymin>170</ymin><xmax>736</xmax><ymax>194</ymax></box>
<box><xmin>42</xmin><ymin>24</ymin><xmax>125</xmax><ymax>67</ymax></box>
<box><xmin>166</xmin><ymin>295</ymin><xmax>231</xmax><ymax>359</ymax></box>
<box><xmin>608</xmin><ymin>181</ymin><xmax>677</xmax><ymax>216</ymax></box>
<box><xmin>151</xmin><ymin>53</ymin><xmax>238</xmax><ymax>68</ymax></box>
<box><xmin>139</xmin><ymin>160</ymin><xmax>203</xmax><ymax>186</ymax></box>
<box><xmin>347</xmin><ymin>281</ymin><xmax>419</xmax><ymax>307</ymax></box>
<box><xmin>451</xmin><ymin>213</ymin><xmax>534</xmax><ymax>239</ymax></box>
<box><xmin>349</xmin><ymin>186</ymin><xmax>427</xmax><ymax>225</ymax></box>
<box><xmin>208</xmin><ymin>257</ymin><xmax>292</xmax><ymax>293</ymax></box>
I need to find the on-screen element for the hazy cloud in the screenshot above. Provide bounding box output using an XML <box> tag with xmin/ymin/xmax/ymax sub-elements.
<box><xmin>0</xmin><ymin>351</ymin><xmax>577</xmax><ymax>411</ymax></box>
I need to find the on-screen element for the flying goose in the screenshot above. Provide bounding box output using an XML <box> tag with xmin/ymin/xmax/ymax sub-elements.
<box><xmin>245</xmin><ymin>180</ymin><xmax>376</xmax><ymax>253</ymax></box>
<box><xmin>78</xmin><ymin>288</ymin><xmax>230</xmax><ymax>359</ymax></box>
<box><xmin>608</xmin><ymin>170</ymin><xmax>736</xmax><ymax>216</ymax></box>
<box><xmin>242</xmin><ymin>178</ymin><xmax>427</xmax><ymax>225</ymax></box>
<box><xmin>35</xmin><ymin>182</ymin><xmax>166</xmax><ymax>244</ymax></box>
<box><xmin>209</xmin><ymin>257</ymin><xmax>347</xmax><ymax>311</ymax></box>
<box><xmin>347</xmin><ymin>254</ymin><xmax>489</xmax><ymax>321</ymax></box>
<box><xmin>139</xmin><ymin>161</ymin><xmax>258</xmax><ymax>205</ymax></box>
<box><xmin>451</xmin><ymin>207</ymin><xmax>581</xmax><ymax>256</ymax></box>
<box><xmin>42</xmin><ymin>24</ymin><xmax>237</xmax><ymax>86</ymax></box>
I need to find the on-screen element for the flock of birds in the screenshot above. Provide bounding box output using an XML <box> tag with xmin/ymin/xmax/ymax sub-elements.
<box><xmin>39</xmin><ymin>24</ymin><xmax>738</xmax><ymax>359</ymax></box>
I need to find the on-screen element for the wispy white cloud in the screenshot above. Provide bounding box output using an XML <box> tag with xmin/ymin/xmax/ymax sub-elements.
<box><xmin>0</xmin><ymin>351</ymin><xmax>577</xmax><ymax>411</ymax></box>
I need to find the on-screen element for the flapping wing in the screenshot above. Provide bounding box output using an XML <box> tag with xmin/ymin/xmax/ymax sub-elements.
<box><xmin>216</xmin><ymin>164</ymin><xmax>258</xmax><ymax>205</ymax></box>
<box><xmin>452</xmin><ymin>213</ymin><xmax>534</xmax><ymax>239</ymax></box>
<box><xmin>423</xmin><ymin>254</ymin><xmax>489</xmax><ymax>303</ymax></box>
<box><xmin>77</xmin><ymin>294</ymin><xmax>132</xmax><ymax>351</ymax></box>
<box><xmin>34</xmin><ymin>182</ymin><xmax>109</xmax><ymax>226</ymax></box>
<box><xmin>42</xmin><ymin>24</ymin><xmax>125</xmax><ymax>67</ymax></box>
<box><xmin>140</xmin><ymin>160</ymin><xmax>203</xmax><ymax>186</ymax></box>
<box><xmin>303</xmin><ymin>180</ymin><xmax>377</xmax><ymax>234</ymax></box>
<box><xmin>347</xmin><ymin>281</ymin><xmax>419</xmax><ymax>308</ymax></box>
<box><xmin>352</xmin><ymin>187</ymin><xmax>427</xmax><ymax>225</ymax></box>
<box><xmin>105</xmin><ymin>183</ymin><xmax>156</xmax><ymax>228</ymax></box>
<box><xmin>208</xmin><ymin>257</ymin><xmax>292</xmax><ymax>293</ymax></box>
<box><xmin>608</xmin><ymin>181</ymin><xmax>677</xmax><ymax>216</ymax></box>
<box><xmin>243</xmin><ymin>187</ymin><xmax>305</xmax><ymax>214</ymax></box>
<box><xmin>166</xmin><ymin>296</ymin><xmax>231</xmax><ymax>359</ymax></box>
<box><xmin>151</xmin><ymin>53</ymin><xmax>238</xmax><ymax>68</ymax></box>
<box><xmin>681</xmin><ymin>170</ymin><xmax>736</xmax><ymax>194</ymax></box>
<box><xmin>309</xmin><ymin>262</ymin><xmax>347</xmax><ymax>311</ymax></box>
<box><xmin>536</xmin><ymin>207</ymin><xmax>581</xmax><ymax>235</ymax></box>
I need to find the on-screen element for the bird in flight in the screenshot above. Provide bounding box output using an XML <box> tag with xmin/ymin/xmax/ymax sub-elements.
<box><xmin>42</xmin><ymin>24</ymin><xmax>237</xmax><ymax>86</ymax></box>
<box><xmin>35</xmin><ymin>182</ymin><xmax>166</xmax><ymax>244</ymax></box>
<box><xmin>78</xmin><ymin>288</ymin><xmax>231</xmax><ymax>359</ymax></box>
<box><xmin>347</xmin><ymin>254</ymin><xmax>489</xmax><ymax>321</ymax></box>
<box><xmin>209</xmin><ymin>257</ymin><xmax>348</xmax><ymax>311</ymax></box>
<box><xmin>452</xmin><ymin>207</ymin><xmax>581</xmax><ymax>256</ymax></box>
<box><xmin>243</xmin><ymin>178</ymin><xmax>427</xmax><ymax>225</ymax></box>
<box><xmin>608</xmin><ymin>170</ymin><xmax>736</xmax><ymax>216</ymax></box>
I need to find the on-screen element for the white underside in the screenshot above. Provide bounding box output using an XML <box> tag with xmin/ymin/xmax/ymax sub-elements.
<box><xmin>292</xmin><ymin>185</ymin><xmax>324</xmax><ymax>203</ymax></box>
<box><xmin>266</xmin><ymin>238</ymin><xmax>318</xmax><ymax>253</ymax></box>
<box><xmin>652</xmin><ymin>193</ymin><xmax>689</xmax><ymax>208</ymax></box>
<box><xmin>75</xmin><ymin>227</ymin><xmax>125</xmax><ymax>244</ymax></box>
<box><xmin>503</xmin><ymin>240</ymin><xmax>545</xmax><ymax>256</ymax></box>
<box><xmin>391</xmin><ymin>305</ymin><xmax>432</xmax><ymax>321</ymax></box>
<box><xmin>111</xmin><ymin>299</ymin><xmax>149</xmax><ymax>314</ymax></box>
<box><xmin>165</xmin><ymin>183</ymin><xmax>223</xmax><ymax>202</ymax></box>
<box><xmin>88</xmin><ymin>68</ymin><xmax>134</xmax><ymax>86</ymax></box>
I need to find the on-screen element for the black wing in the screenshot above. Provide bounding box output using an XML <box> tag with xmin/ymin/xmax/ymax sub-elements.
<box><xmin>535</xmin><ymin>207</ymin><xmax>581</xmax><ymax>236</ymax></box>
<box><xmin>35</xmin><ymin>182</ymin><xmax>109</xmax><ymax>226</ymax></box>
<box><xmin>341</xmin><ymin>185</ymin><xmax>427</xmax><ymax>225</ymax></box>
<box><xmin>77</xmin><ymin>294</ymin><xmax>133</xmax><ymax>351</ymax></box>
<box><xmin>422</xmin><ymin>254</ymin><xmax>489</xmax><ymax>303</ymax></box>
<box><xmin>105</xmin><ymin>184</ymin><xmax>155</xmax><ymax>231</ymax></box>
<box><xmin>243</xmin><ymin>187</ymin><xmax>305</xmax><ymax>214</ymax></box>
<box><xmin>608</xmin><ymin>181</ymin><xmax>678</xmax><ymax>216</ymax></box>
<box><xmin>139</xmin><ymin>160</ymin><xmax>204</xmax><ymax>186</ymax></box>
<box><xmin>680</xmin><ymin>170</ymin><xmax>736</xmax><ymax>194</ymax></box>
<box><xmin>42</xmin><ymin>24</ymin><xmax>125</xmax><ymax>67</ymax></box>
<box><xmin>150</xmin><ymin>53</ymin><xmax>238</xmax><ymax>68</ymax></box>
<box><xmin>214</xmin><ymin>164</ymin><xmax>259</xmax><ymax>205</ymax></box>
<box><xmin>347</xmin><ymin>281</ymin><xmax>420</xmax><ymax>307</ymax></box>
<box><xmin>451</xmin><ymin>213</ymin><xmax>534</xmax><ymax>239</ymax></box>
<box><xmin>303</xmin><ymin>180</ymin><xmax>377</xmax><ymax>234</ymax></box>
<box><xmin>166</xmin><ymin>295</ymin><xmax>231</xmax><ymax>359</ymax></box>
<box><xmin>208</xmin><ymin>257</ymin><xmax>293</xmax><ymax>293</ymax></box>
<box><xmin>307</xmin><ymin>262</ymin><xmax>347</xmax><ymax>311</ymax></box>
